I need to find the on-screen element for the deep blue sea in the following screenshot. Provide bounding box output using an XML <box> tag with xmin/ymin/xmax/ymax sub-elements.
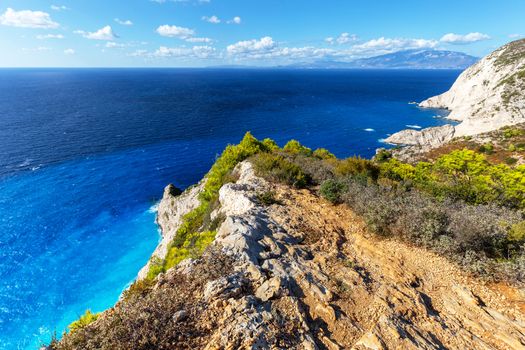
<box><xmin>0</xmin><ymin>68</ymin><xmax>459</xmax><ymax>349</ymax></box>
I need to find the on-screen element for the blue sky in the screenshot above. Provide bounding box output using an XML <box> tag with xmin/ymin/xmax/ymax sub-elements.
<box><xmin>0</xmin><ymin>0</ymin><xmax>523</xmax><ymax>67</ymax></box>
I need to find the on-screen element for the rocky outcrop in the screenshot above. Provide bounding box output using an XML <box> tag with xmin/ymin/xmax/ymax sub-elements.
<box><xmin>387</xmin><ymin>39</ymin><xmax>525</xmax><ymax>148</ymax></box>
<box><xmin>137</xmin><ymin>181</ymin><xmax>204</xmax><ymax>280</ymax></box>
<box><xmin>384</xmin><ymin>124</ymin><xmax>455</xmax><ymax>149</ymax></box>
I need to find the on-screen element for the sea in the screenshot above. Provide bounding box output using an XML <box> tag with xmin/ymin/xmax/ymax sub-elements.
<box><xmin>0</xmin><ymin>68</ymin><xmax>459</xmax><ymax>349</ymax></box>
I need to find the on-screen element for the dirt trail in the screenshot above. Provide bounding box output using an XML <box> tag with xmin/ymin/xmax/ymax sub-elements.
<box><xmin>269</xmin><ymin>184</ymin><xmax>525</xmax><ymax>349</ymax></box>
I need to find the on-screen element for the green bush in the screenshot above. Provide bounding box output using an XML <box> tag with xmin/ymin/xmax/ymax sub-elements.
<box><xmin>283</xmin><ymin>139</ymin><xmax>312</xmax><ymax>156</ymax></box>
<box><xmin>312</xmin><ymin>148</ymin><xmax>336</xmax><ymax>160</ymax></box>
<box><xmin>68</xmin><ymin>310</ymin><xmax>99</xmax><ymax>334</ymax></box>
<box><xmin>251</xmin><ymin>153</ymin><xmax>310</xmax><ymax>188</ymax></box>
<box><xmin>335</xmin><ymin>157</ymin><xmax>379</xmax><ymax>180</ymax></box>
<box><xmin>503</xmin><ymin>127</ymin><xmax>524</xmax><ymax>139</ymax></box>
<box><xmin>319</xmin><ymin>179</ymin><xmax>347</xmax><ymax>204</ymax></box>
<box><xmin>478</xmin><ymin>142</ymin><xmax>494</xmax><ymax>154</ymax></box>
<box><xmin>374</xmin><ymin>149</ymin><xmax>392</xmax><ymax>162</ymax></box>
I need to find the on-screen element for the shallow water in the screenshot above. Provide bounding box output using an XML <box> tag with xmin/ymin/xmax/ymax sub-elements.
<box><xmin>0</xmin><ymin>68</ymin><xmax>459</xmax><ymax>348</ymax></box>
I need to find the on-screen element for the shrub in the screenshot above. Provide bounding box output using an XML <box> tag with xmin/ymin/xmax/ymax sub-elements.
<box><xmin>509</xmin><ymin>144</ymin><xmax>517</xmax><ymax>152</ymax></box>
<box><xmin>478</xmin><ymin>143</ymin><xmax>494</xmax><ymax>154</ymax></box>
<box><xmin>335</xmin><ymin>157</ymin><xmax>379</xmax><ymax>180</ymax></box>
<box><xmin>283</xmin><ymin>139</ymin><xmax>312</xmax><ymax>156</ymax></box>
<box><xmin>313</xmin><ymin>148</ymin><xmax>336</xmax><ymax>160</ymax></box>
<box><xmin>374</xmin><ymin>149</ymin><xmax>392</xmax><ymax>162</ymax></box>
<box><xmin>257</xmin><ymin>191</ymin><xmax>280</xmax><ymax>206</ymax></box>
<box><xmin>503</xmin><ymin>127</ymin><xmax>524</xmax><ymax>139</ymax></box>
<box><xmin>319</xmin><ymin>179</ymin><xmax>347</xmax><ymax>204</ymax></box>
<box><xmin>68</xmin><ymin>310</ymin><xmax>100</xmax><ymax>334</ymax></box>
<box><xmin>251</xmin><ymin>153</ymin><xmax>310</xmax><ymax>188</ymax></box>
<box><xmin>288</xmin><ymin>154</ymin><xmax>335</xmax><ymax>184</ymax></box>
<box><xmin>506</xmin><ymin>157</ymin><xmax>518</xmax><ymax>165</ymax></box>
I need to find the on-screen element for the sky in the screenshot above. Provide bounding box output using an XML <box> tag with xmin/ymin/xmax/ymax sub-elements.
<box><xmin>0</xmin><ymin>0</ymin><xmax>524</xmax><ymax>67</ymax></box>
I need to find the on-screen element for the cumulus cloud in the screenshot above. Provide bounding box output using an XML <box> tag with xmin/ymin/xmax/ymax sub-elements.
<box><xmin>325</xmin><ymin>33</ymin><xmax>358</xmax><ymax>45</ymax></box>
<box><xmin>202</xmin><ymin>15</ymin><xmax>220</xmax><ymax>24</ymax></box>
<box><xmin>76</xmin><ymin>26</ymin><xmax>117</xmax><ymax>40</ymax></box>
<box><xmin>509</xmin><ymin>34</ymin><xmax>522</xmax><ymax>39</ymax></box>
<box><xmin>115</xmin><ymin>18</ymin><xmax>133</xmax><ymax>26</ymax></box>
<box><xmin>227</xmin><ymin>36</ymin><xmax>277</xmax><ymax>55</ymax></box>
<box><xmin>36</xmin><ymin>33</ymin><xmax>64</xmax><ymax>39</ymax></box>
<box><xmin>0</xmin><ymin>8</ymin><xmax>59</xmax><ymax>29</ymax></box>
<box><xmin>440</xmin><ymin>32</ymin><xmax>490</xmax><ymax>44</ymax></box>
<box><xmin>64</xmin><ymin>48</ymin><xmax>75</xmax><ymax>55</ymax></box>
<box><xmin>228</xmin><ymin>16</ymin><xmax>241</xmax><ymax>24</ymax></box>
<box><xmin>156</xmin><ymin>24</ymin><xmax>195</xmax><ymax>39</ymax></box>
<box><xmin>350</xmin><ymin>37</ymin><xmax>438</xmax><ymax>55</ymax></box>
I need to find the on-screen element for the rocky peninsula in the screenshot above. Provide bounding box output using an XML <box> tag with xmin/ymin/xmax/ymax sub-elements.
<box><xmin>386</xmin><ymin>38</ymin><xmax>525</xmax><ymax>150</ymax></box>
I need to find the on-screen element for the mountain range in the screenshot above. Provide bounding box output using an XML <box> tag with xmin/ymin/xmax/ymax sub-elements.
<box><xmin>286</xmin><ymin>49</ymin><xmax>479</xmax><ymax>70</ymax></box>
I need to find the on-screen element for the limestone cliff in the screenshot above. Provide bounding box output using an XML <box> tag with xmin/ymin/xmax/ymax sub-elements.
<box><xmin>386</xmin><ymin>38</ymin><xmax>525</xmax><ymax>148</ymax></box>
<box><xmin>56</xmin><ymin>160</ymin><xmax>525</xmax><ymax>350</ymax></box>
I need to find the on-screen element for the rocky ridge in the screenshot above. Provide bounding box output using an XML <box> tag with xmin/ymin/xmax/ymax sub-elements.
<box><xmin>57</xmin><ymin>160</ymin><xmax>525</xmax><ymax>349</ymax></box>
<box><xmin>386</xmin><ymin>38</ymin><xmax>525</xmax><ymax>149</ymax></box>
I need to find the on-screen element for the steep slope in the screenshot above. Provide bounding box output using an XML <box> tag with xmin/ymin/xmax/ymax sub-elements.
<box><xmin>56</xmin><ymin>161</ymin><xmax>525</xmax><ymax>349</ymax></box>
<box><xmin>386</xmin><ymin>39</ymin><xmax>525</xmax><ymax>148</ymax></box>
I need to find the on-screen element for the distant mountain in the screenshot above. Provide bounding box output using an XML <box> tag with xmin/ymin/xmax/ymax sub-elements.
<box><xmin>286</xmin><ymin>49</ymin><xmax>479</xmax><ymax>70</ymax></box>
<box><xmin>350</xmin><ymin>49</ymin><xmax>479</xmax><ymax>69</ymax></box>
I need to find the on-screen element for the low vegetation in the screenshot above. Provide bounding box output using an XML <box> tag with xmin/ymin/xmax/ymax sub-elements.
<box><xmin>250</xmin><ymin>137</ymin><xmax>525</xmax><ymax>282</ymax></box>
<box><xmin>67</xmin><ymin>310</ymin><xmax>100</xmax><ymax>334</ymax></box>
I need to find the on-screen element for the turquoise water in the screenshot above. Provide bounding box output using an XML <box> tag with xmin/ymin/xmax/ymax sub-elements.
<box><xmin>0</xmin><ymin>69</ymin><xmax>459</xmax><ymax>348</ymax></box>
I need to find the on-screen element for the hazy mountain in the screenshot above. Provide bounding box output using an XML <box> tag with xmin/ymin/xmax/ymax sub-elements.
<box><xmin>286</xmin><ymin>49</ymin><xmax>479</xmax><ymax>69</ymax></box>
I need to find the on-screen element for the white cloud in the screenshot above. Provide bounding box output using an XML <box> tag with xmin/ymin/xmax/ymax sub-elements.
<box><xmin>509</xmin><ymin>34</ymin><xmax>522</xmax><ymax>39</ymax></box>
<box><xmin>350</xmin><ymin>37</ymin><xmax>438</xmax><ymax>55</ymax></box>
<box><xmin>227</xmin><ymin>36</ymin><xmax>277</xmax><ymax>55</ymax></box>
<box><xmin>186</xmin><ymin>37</ymin><xmax>213</xmax><ymax>43</ymax></box>
<box><xmin>64</xmin><ymin>48</ymin><xmax>75</xmax><ymax>55</ymax></box>
<box><xmin>36</xmin><ymin>33</ymin><xmax>64</xmax><ymax>39</ymax></box>
<box><xmin>225</xmin><ymin>35</ymin><xmax>442</xmax><ymax>63</ymax></box>
<box><xmin>202</xmin><ymin>15</ymin><xmax>220</xmax><ymax>24</ymax></box>
<box><xmin>0</xmin><ymin>8</ymin><xmax>59</xmax><ymax>29</ymax></box>
<box><xmin>440</xmin><ymin>32</ymin><xmax>490</xmax><ymax>44</ymax></box>
<box><xmin>325</xmin><ymin>32</ymin><xmax>358</xmax><ymax>45</ymax></box>
<box><xmin>228</xmin><ymin>16</ymin><xmax>241</xmax><ymax>24</ymax></box>
<box><xmin>76</xmin><ymin>26</ymin><xmax>117</xmax><ymax>40</ymax></box>
<box><xmin>133</xmin><ymin>45</ymin><xmax>216</xmax><ymax>59</ymax></box>
<box><xmin>115</xmin><ymin>18</ymin><xmax>133</xmax><ymax>26</ymax></box>
<box><xmin>50</xmin><ymin>5</ymin><xmax>68</xmax><ymax>11</ymax></box>
<box><xmin>156</xmin><ymin>24</ymin><xmax>195</xmax><ymax>39</ymax></box>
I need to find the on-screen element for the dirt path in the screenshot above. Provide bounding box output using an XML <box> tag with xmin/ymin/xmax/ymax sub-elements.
<box><xmin>269</xmin><ymin>184</ymin><xmax>525</xmax><ymax>349</ymax></box>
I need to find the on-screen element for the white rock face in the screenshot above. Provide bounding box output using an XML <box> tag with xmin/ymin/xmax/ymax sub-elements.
<box><xmin>137</xmin><ymin>181</ymin><xmax>204</xmax><ymax>280</ymax></box>
<box><xmin>387</xmin><ymin>39</ymin><xmax>525</xmax><ymax>147</ymax></box>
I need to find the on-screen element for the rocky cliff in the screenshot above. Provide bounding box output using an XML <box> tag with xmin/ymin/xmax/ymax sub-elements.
<box><xmin>386</xmin><ymin>38</ymin><xmax>525</xmax><ymax>148</ymax></box>
<box><xmin>56</xmin><ymin>160</ymin><xmax>525</xmax><ymax>349</ymax></box>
